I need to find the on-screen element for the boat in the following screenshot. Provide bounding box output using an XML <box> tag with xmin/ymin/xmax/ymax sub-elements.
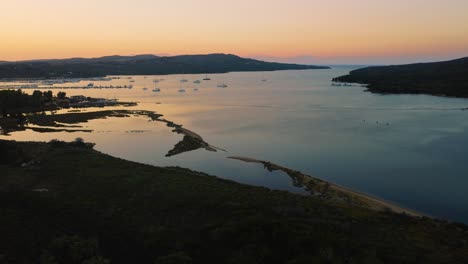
<box><xmin>180</xmin><ymin>79</ymin><xmax>188</xmax><ymax>83</ymax></box>
<box><xmin>142</xmin><ymin>87</ymin><xmax>148</xmax><ymax>91</ymax></box>
<box><xmin>203</xmin><ymin>74</ymin><xmax>211</xmax><ymax>81</ymax></box>
<box><xmin>193</xmin><ymin>80</ymin><xmax>201</xmax><ymax>84</ymax></box>
<box><xmin>152</xmin><ymin>80</ymin><xmax>161</xmax><ymax>92</ymax></box>
<box><xmin>178</xmin><ymin>89</ymin><xmax>186</xmax><ymax>93</ymax></box>
<box><xmin>261</xmin><ymin>79</ymin><xmax>267</xmax><ymax>82</ymax></box>
<box><xmin>193</xmin><ymin>88</ymin><xmax>199</xmax><ymax>91</ymax></box>
<box><xmin>129</xmin><ymin>80</ymin><xmax>135</xmax><ymax>83</ymax></box>
<box><xmin>217</xmin><ymin>83</ymin><xmax>228</xmax><ymax>88</ymax></box>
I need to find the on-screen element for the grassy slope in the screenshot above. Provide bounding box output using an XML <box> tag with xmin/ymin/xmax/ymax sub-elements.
<box><xmin>1</xmin><ymin>140</ymin><xmax>467</xmax><ymax>264</ymax></box>
<box><xmin>332</xmin><ymin>57</ymin><xmax>468</xmax><ymax>97</ymax></box>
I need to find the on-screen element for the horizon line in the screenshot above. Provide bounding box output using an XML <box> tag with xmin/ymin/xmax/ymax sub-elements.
<box><xmin>1</xmin><ymin>53</ymin><xmax>467</xmax><ymax>66</ymax></box>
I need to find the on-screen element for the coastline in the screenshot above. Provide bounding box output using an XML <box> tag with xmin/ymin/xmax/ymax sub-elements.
<box><xmin>1</xmin><ymin>139</ymin><xmax>467</xmax><ymax>262</ymax></box>
<box><xmin>332</xmin><ymin>57</ymin><xmax>468</xmax><ymax>98</ymax></box>
<box><xmin>0</xmin><ymin>101</ymin><xmax>434</xmax><ymax>218</ymax></box>
<box><xmin>229</xmin><ymin>156</ymin><xmax>422</xmax><ymax>217</ymax></box>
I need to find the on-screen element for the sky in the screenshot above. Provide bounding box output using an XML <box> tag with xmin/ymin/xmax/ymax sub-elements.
<box><xmin>1</xmin><ymin>0</ymin><xmax>468</xmax><ymax>64</ymax></box>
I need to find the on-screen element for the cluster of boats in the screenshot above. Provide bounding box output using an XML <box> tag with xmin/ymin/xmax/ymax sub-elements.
<box><xmin>0</xmin><ymin>83</ymin><xmax>134</xmax><ymax>90</ymax></box>
<box><xmin>140</xmin><ymin>75</ymin><xmax>228</xmax><ymax>93</ymax></box>
<box><xmin>0</xmin><ymin>75</ymin><xmax>230</xmax><ymax>92</ymax></box>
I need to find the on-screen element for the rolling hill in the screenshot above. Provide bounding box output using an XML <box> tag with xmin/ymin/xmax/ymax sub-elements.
<box><xmin>333</xmin><ymin>57</ymin><xmax>468</xmax><ymax>97</ymax></box>
<box><xmin>0</xmin><ymin>54</ymin><xmax>330</xmax><ymax>79</ymax></box>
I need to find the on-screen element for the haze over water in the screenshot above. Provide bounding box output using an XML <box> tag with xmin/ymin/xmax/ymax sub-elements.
<box><xmin>2</xmin><ymin>67</ymin><xmax>468</xmax><ymax>223</ymax></box>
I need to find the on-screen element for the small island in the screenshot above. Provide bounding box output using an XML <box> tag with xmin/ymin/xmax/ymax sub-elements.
<box><xmin>332</xmin><ymin>57</ymin><xmax>468</xmax><ymax>98</ymax></box>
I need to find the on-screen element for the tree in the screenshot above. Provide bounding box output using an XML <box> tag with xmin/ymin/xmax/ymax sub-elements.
<box><xmin>57</xmin><ymin>91</ymin><xmax>67</xmax><ymax>99</ymax></box>
<box><xmin>31</xmin><ymin>90</ymin><xmax>44</xmax><ymax>108</ymax></box>
<box><xmin>44</xmin><ymin>90</ymin><xmax>53</xmax><ymax>102</ymax></box>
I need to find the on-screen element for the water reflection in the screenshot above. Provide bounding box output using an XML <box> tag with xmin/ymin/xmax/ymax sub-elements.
<box><xmin>1</xmin><ymin>108</ymin><xmax>220</xmax><ymax>158</ymax></box>
<box><xmin>1</xmin><ymin>68</ymin><xmax>468</xmax><ymax>223</ymax></box>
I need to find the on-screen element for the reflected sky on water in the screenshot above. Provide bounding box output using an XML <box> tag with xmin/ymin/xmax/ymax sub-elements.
<box><xmin>2</xmin><ymin>67</ymin><xmax>468</xmax><ymax>223</ymax></box>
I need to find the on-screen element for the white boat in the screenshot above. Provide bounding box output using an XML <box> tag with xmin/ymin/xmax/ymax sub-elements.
<box><xmin>180</xmin><ymin>79</ymin><xmax>188</xmax><ymax>83</ymax></box>
<box><xmin>217</xmin><ymin>83</ymin><xmax>228</xmax><ymax>88</ymax></box>
<box><xmin>178</xmin><ymin>88</ymin><xmax>186</xmax><ymax>93</ymax></box>
<box><xmin>193</xmin><ymin>80</ymin><xmax>201</xmax><ymax>84</ymax></box>
<box><xmin>153</xmin><ymin>79</ymin><xmax>159</xmax><ymax>83</ymax></box>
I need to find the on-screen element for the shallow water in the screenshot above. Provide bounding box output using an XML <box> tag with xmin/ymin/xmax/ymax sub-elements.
<box><xmin>2</xmin><ymin>67</ymin><xmax>468</xmax><ymax>223</ymax></box>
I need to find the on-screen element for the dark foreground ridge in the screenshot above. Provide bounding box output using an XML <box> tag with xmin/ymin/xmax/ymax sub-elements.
<box><xmin>332</xmin><ymin>57</ymin><xmax>468</xmax><ymax>98</ymax></box>
<box><xmin>1</xmin><ymin>140</ymin><xmax>467</xmax><ymax>263</ymax></box>
<box><xmin>0</xmin><ymin>53</ymin><xmax>330</xmax><ymax>79</ymax></box>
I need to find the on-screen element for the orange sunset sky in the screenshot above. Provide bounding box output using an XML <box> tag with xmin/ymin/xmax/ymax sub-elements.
<box><xmin>1</xmin><ymin>0</ymin><xmax>467</xmax><ymax>64</ymax></box>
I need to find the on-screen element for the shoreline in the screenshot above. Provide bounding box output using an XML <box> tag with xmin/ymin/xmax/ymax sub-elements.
<box><xmin>0</xmin><ymin>103</ymin><xmax>428</xmax><ymax>218</ymax></box>
<box><xmin>0</xmin><ymin>92</ymin><xmax>445</xmax><ymax>220</ymax></box>
<box><xmin>229</xmin><ymin>156</ymin><xmax>423</xmax><ymax>217</ymax></box>
<box><xmin>2</xmin><ymin>139</ymin><xmax>467</xmax><ymax>262</ymax></box>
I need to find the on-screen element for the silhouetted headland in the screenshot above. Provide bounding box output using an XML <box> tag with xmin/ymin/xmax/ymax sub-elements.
<box><xmin>333</xmin><ymin>57</ymin><xmax>468</xmax><ymax>98</ymax></box>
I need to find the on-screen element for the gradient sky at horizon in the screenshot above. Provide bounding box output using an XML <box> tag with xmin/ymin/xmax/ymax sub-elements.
<box><xmin>1</xmin><ymin>0</ymin><xmax>468</xmax><ymax>64</ymax></box>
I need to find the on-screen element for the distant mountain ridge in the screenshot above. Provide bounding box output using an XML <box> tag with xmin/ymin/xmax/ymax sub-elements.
<box><xmin>333</xmin><ymin>57</ymin><xmax>468</xmax><ymax>98</ymax></box>
<box><xmin>0</xmin><ymin>53</ymin><xmax>329</xmax><ymax>79</ymax></box>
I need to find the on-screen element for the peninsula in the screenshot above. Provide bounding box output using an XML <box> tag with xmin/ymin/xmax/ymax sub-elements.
<box><xmin>332</xmin><ymin>57</ymin><xmax>468</xmax><ymax>98</ymax></box>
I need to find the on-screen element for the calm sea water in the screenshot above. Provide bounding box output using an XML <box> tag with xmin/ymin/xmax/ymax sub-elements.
<box><xmin>2</xmin><ymin>66</ymin><xmax>468</xmax><ymax>223</ymax></box>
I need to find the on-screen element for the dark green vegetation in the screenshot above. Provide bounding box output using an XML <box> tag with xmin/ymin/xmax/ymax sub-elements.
<box><xmin>1</xmin><ymin>140</ymin><xmax>468</xmax><ymax>263</ymax></box>
<box><xmin>0</xmin><ymin>89</ymin><xmax>135</xmax><ymax>118</ymax></box>
<box><xmin>0</xmin><ymin>54</ymin><xmax>329</xmax><ymax>79</ymax></box>
<box><xmin>0</xmin><ymin>90</ymin><xmax>136</xmax><ymax>136</ymax></box>
<box><xmin>0</xmin><ymin>89</ymin><xmax>57</xmax><ymax>116</ymax></box>
<box><xmin>0</xmin><ymin>89</ymin><xmax>61</xmax><ymax>134</ymax></box>
<box><xmin>333</xmin><ymin>57</ymin><xmax>468</xmax><ymax>97</ymax></box>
